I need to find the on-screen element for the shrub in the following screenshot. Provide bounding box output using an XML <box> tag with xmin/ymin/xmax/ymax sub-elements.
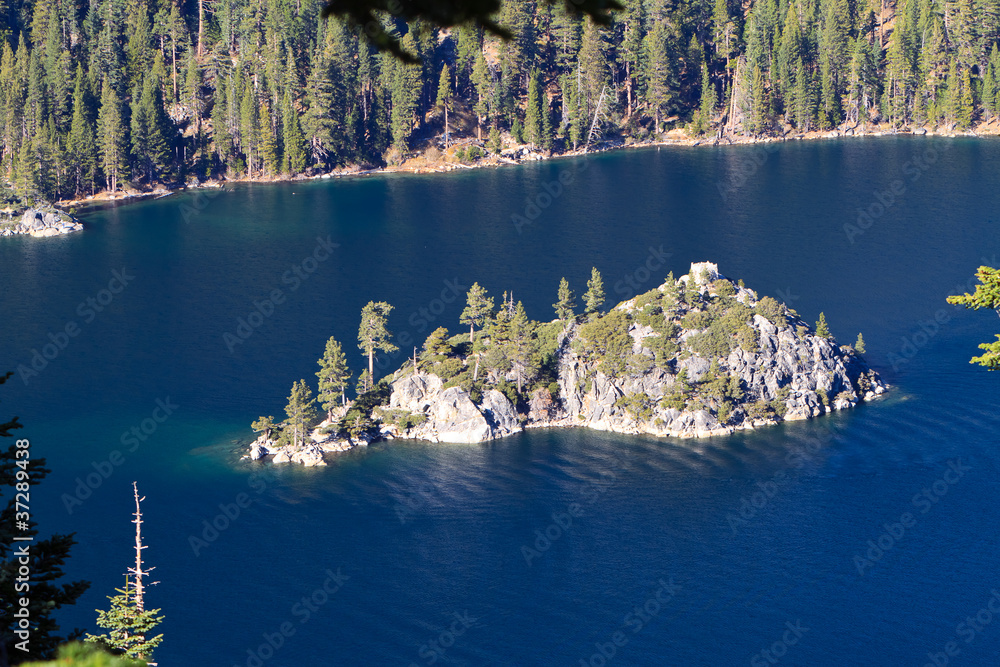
<box><xmin>615</xmin><ymin>393</ymin><xmax>654</xmax><ymax>420</ymax></box>
<box><xmin>575</xmin><ymin>310</ymin><xmax>633</xmax><ymax>378</ymax></box>
<box><xmin>687</xmin><ymin>328</ymin><xmax>734</xmax><ymax>359</ymax></box>
<box><xmin>737</xmin><ymin>325</ymin><xmax>759</xmax><ymax>352</ymax></box>
<box><xmin>682</xmin><ymin>310</ymin><xmax>715</xmax><ymax>330</ymax></box>
<box><xmin>712</xmin><ymin>279</ymin><xmax>736</xmax><ymax>297</ymax></box>
<box><xmin>756</xmin><ymin>296</ymin><xmax>785</xmax><ymax>326</ymax></box>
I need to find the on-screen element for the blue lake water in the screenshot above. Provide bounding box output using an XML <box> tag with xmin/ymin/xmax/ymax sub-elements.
<box><xmin>2</xmin><ymin>136</ymin><xmax>1000</xmax><ymax>665</ymax></box>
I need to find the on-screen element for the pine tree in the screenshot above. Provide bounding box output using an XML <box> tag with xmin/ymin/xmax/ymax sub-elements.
<box><xmin>700</xmin><ymin>62</ymin><xmax>716</xmax><ymax>131</ymax></box>
<box><xmin>282</xmin><ymin>380</ymin><xmax>318</xmax><ymax>449</ymax></box>
<box><xmin>85</xmin><ymin>483</ymin><xmax>164</xmax><ymax>662</ymax></box>
<box><xmin>508</xmin><ymin>300</ymin><xmax>536</xmax><ymax>394</ymax></box>
<box><xmin>854</xmin><ymin>333</ymin><xmax>866</xmax><ymax>353</ymax></box>
<box><xmin>436</xmin><ymin>63</ymin><xmax>452</xmax><ymax>148</ymax></box>
<box><xmin>97</xmin><ymin>78</ymin><xmax>129</xmax><ymax>192</ymax></box>
<box><xmin>260</xmin><ymin>101</ymin><xmax>281</xmax><ymax>176</ymax></box>
<box><xmin>815</xmin><ymin>312</ymin><xmax>830</xmax><ymax>338</ymax></box>
<box><xmin>525</xmin><ymin>69</ymin><xmax>543</xmax><ymax>147</ymax></box>
<box><xmin>358</xmin><ymin>301</ymin><xmax>397</xmax><ymax>390</ymax></box>
<box><xmin>282</xmin><ymin>92</ymin><xmax>306</xmax><ymax>173</ymax></box>
<box><xmin>390</xmin><ymin>31</ymin><xmax>422</xmax><ymax>151</ymax></box>
<box><xmin>553</xmin><ymin>277</ymin><xmax>577</xmax><ymax>321</ymax></box>
<box><xmin>316</xmin><ymin>336</ymin><xmax>350</xmax><ymax>417</ymax></box>
<box><xmin>251</xmin><ymin>415</ymin><xmax>277</xmax><ymax>440</ymax></box>
<box><xmin>584</xmin><ymin>267</ymin><xmax>605</xmax><ymax>315</ymax></box>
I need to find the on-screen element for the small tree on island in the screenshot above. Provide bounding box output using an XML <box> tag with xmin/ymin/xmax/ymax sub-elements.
<box><xmin>358</xmin><ymin>301</ymin><xmax>397</xmax><ymax>391</ymax></box>
<box><xmin>947</xmin><ymin>265</ymin><xmax>1000</xmax><ymax>370</ymax></box>
<box><xmin>584</xmin><ymin>268</ymin><xmax>605</xmax><ymax>316</ymax></box>
<box><xmin>316</xmin><ymin>336</ymin><xmax>351</xmax><ymax>418</ymax></box>
<box><xmin>854</xmin><ymin>333</ymin><xmax>866</xmax><ymax>354</ymax></box>
<box><xmin>85</xmin><ymin>483</ymin><xmax>164</xmax><ymax>663</ymax></box>
<box><xmin>553</xmin><ymin>277</ymin><xmax>576</xmax><ymax>322</ymax></box>
<box><xmin>282</xmin><ymin>380</ymin><xmax>317</xmax><ymax>449</ymax></box>
<box><xmin>815</xmin><ymin>312</ymin><xmax>830</xmax><ymax>338</ymax></box>
<box><xmin>460</xmin><ymin>284</ymin><xmax>493</xmax><ymax>381</ymax></box>
<box><xmin>251</xmin><ymin>415</ymin><xmax>276</xmax><ymax>441</ymax></box>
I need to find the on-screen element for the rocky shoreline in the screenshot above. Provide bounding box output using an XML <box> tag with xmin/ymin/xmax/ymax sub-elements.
<box><xmin>249</xmin><ymin>262</ymin><xmax>887</xmax><ymax>466</ymax></box>
<box><xmin>49</xmin><ymin>120</ymin><xmax>994</xmax><ymax>217</ymax></box>
<box><xmin>1</xmin><ymin>207</ymin><xmax>83</xmax><ymax>238</ymax></box>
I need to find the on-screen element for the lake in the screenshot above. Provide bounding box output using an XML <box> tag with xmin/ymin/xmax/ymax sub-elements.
<box><xmin>2</xmin><ymin>136</ymin><xmax>999</xmax><ymax>665</ymax></box>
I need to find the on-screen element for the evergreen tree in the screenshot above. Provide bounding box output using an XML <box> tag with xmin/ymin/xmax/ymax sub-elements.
<box><xmin>316</xmin><ymin>336</ymin><xmax>351</xmax><ymax>417</ymax></box>
<box><xmin>815</xmin><ymin>312</ymin><xmax>830</xmax><ymax>338</ymax></box>
<box><xmin>553</xmin><ymin>277</ymin><xmax>576</xmax><ymax>321</ymax></box>
<box><xmin>508</xmin><ymin>300</ymin><xmax>536</xmax><ymax>394</ymax></box>
<box><xmin>946</xmin><ymin>265</ymin><xmax>1000</xmax><ymax>369</ymax></box>
<box><xmin>282</xmin><ymin>379</ymin><xmax>318</xmax><ymax>449</ymax></box>
<box><xmin>389</xmin><ymin>31</ymin><xmax>422</xmax><ymax>152</ymax></box>
<box><xmin>251</xmin><ymin>415</ymin><xmax>277</xmax><ymax>440</ymax></box>
<box><xmin>584</xmin><ymin>267</ymin><xmax>605</xmax><ymax>315</ymax></box>
<box><xmin>854</xmin><ymin>333</ymin><xmax>866</xmax><ymax>353</ymax></box>
<box><xmin>84</xmin><ymin>484</ymin><xmax>163</xmax><ymax>662</ymax></box>
<box><xmin>460</xmin><ymin>283</ymin><xmax>494</xmax><ymax>380</ymax></box>
<box><xmin>358</xmin><ymin>301</ymin><xmax>397</xmax><ymax>389</ymax></box>
<box><xmin>97</xmin><ymin>78</ymin><xmax>129</xmax><ymax>192</ymax></box>
<box><xmin>699</xmin><ymin>62</ymin><xmax>717</xmax><ymax>133</ymax></box>
<box><xmin>525</xmin><ymin>69</ymin><xmax>544</xmax><ymax>147</ymax></box>
<box><xmin>282</xmin><ymin>92</ymin><xmax>306</xmax><ymax>173</ymax></box>
<box><xmin>436</xmin><ymin>63</ymin><xmax>452</xmax><ymax>148</ymax></box>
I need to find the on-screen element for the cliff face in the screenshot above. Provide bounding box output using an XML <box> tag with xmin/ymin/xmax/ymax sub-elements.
<box><xmin>381</xmin><ymin>262</ymin><xmax>885</xmax><ymax>443</ymax></box>
<box><xmin>251</xmin><ymin>262</ymin><xmax>886</xmax><ymax>464</ymax></box>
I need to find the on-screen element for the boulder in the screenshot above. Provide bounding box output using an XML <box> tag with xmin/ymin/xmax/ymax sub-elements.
<box><xmin>427</xmin><ymin>386</ymin><xmax>491</xmax><ymax>443</ymax></box>
<box><xmin>480</xmin><ymin>389</ymin><xmax>521</xmax><ymax>438</ymax></box>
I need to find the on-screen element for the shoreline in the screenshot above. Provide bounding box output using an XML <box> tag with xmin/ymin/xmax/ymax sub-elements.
<box><xmin>52</xmin><ymin>121</ymin><xmax>998</xmax><ymax>218</ymax></box>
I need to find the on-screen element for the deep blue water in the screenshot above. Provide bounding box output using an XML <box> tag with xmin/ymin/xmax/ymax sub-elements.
<box><xmin>2</xmin><ymin>136</ymin><xmax>1000</xmax><ymax>666</ymax></box>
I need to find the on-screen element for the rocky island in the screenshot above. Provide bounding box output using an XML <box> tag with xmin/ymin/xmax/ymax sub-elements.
<box><xmin>247</xmin><ymin>262</ymin><xmax>886</xmax><ymax>466</ymax></box>
<box><xmin>1</xmin><ymin>206</ymin><xmax>84</xmax><ymax>238</ymax></box>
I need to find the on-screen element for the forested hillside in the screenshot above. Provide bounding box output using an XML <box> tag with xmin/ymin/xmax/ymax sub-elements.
<box><xmin>1</xmin><ymin>0</ymin><xmax>999</xmax><ymax>202</ymax></box>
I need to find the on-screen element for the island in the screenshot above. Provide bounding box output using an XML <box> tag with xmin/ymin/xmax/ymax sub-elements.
<box><xmin>247</xmin><ymin>262</ymin><xmax>886</xmax><ymax>466</ymax></box>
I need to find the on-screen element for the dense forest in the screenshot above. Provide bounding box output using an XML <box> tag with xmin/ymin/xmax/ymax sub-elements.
<box><xmin>1</xmin><ymin>0</ymin><xmax>1000</xmax><ymax>202</ymax></box>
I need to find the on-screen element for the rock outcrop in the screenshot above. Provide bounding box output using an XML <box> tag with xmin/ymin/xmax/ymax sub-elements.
<box><xmin>383</xmin><ymin>374</ymin><xmax>521</xmax><ymax>443</ymax></box>
<box><xmin>1</xmin><ymin>208</ymin><xmax>83</xmax><ymax>238</ymax></box>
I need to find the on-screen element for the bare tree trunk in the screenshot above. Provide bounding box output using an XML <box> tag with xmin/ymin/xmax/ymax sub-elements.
<box><xmin>198</xmin><ymin>0</ymin><xmax>204</xmax><ymax>57</ymax></box>
<box><xmin>129</xmin><ymin>482</ymin><xmax>152</xmax><ymax>613</ymax></box>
